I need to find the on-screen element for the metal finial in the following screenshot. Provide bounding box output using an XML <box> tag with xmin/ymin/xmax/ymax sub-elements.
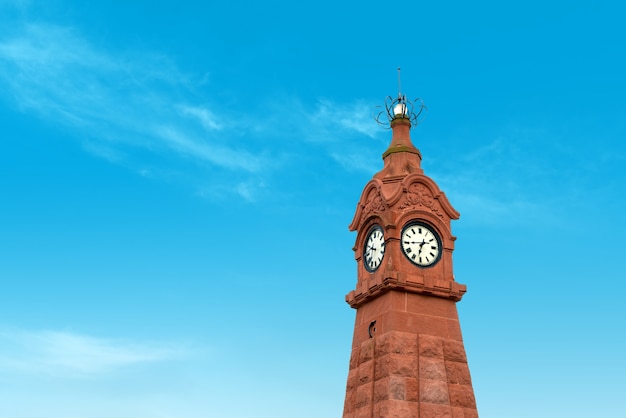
<box><xmin>373</xmin><ymin>69</ymin><xmax>427</xmax><ymax>128</ymax></box>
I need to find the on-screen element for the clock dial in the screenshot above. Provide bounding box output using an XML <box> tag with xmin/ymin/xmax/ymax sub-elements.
<box><xmin>363</xmin><ymin>225</ymin><xmax>386</xmax><ymax>272</ymax></box>
<box><xmin>401</xmin><ymin>221</ymin><xmax>442</xmax><ymax>267</ymax></box>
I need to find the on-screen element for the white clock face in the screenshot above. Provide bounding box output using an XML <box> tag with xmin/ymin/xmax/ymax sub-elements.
<box><xmin>401</xmin><ymin>222</ymin><xmax>442</xmax><ymax>267</ymax></box>
<box><xmin>363</xmin><ymin>225</ymin><xmax>385</xmax><ymax>272</ymax></box>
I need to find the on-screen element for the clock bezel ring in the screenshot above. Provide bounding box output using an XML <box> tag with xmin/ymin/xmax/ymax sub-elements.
<box><xmin>363</xmin><ymin>224</ymin><xmax>386</xmax><ymax>273</ymax></box>
<box><xmin>400</xmin><ymin>220</ymin><xmax>443</xmax><ymax>268</ymax></box>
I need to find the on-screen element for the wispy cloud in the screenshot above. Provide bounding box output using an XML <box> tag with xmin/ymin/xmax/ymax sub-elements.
<box><xmin>241</xmin><ymin>96</ymin><xmax>385</xmax><ymax>174</ymax></box>
<box><xmin>154</xmin><ymin>125</ymin><xmax>264</xmax><ymax>172</ymax></box>
<box><xmin>303</xmin><ymin>99</ymin><xmax>380</xmax><ymax>142</ymax></box>
<box><xmin>0</xmin><ymin>23</ymin><xmax>260</xmax><ymax>174</ymax></box>
<box><xmin>428</xmin><ymin>128</ymin><xmax>581</xmax><ymax>227</ymax></box>
<box><xmin>0</xmin><ymin>20</ymin><xmax>386</xmax><ymax>201</ymax></box>
<box><xmin>178</xmin><ymin>105</ymin><xmax>222</xmax><ymax>131</ymax></box>
<box><xmin>0</xmin><ymin>328</ymin><xmax>187</xmax><ymax>378</ymax></box>
<box><xmin>330</xmin><ymin>151</ymin><xmax>379</xmax><ymax>173</ymax></box>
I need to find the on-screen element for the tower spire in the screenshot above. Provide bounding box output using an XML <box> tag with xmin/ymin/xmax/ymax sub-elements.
<box><xmin>374</xmin><ymin>71</ymin><xmax>426</xmax><ymax>179</ymax></box>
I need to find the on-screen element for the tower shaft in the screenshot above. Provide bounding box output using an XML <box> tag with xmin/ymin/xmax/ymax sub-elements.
<box><xmin>343</xmin><ymin>291</ymin><xmax>477</xmax><ymax>417</ymax></box>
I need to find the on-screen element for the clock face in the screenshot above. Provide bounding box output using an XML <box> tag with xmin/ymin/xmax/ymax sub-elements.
<box><xmin>401</xmin><ymin>221</ymin><xmax>442</xmax><ymax>267</ymax></box>
<box><xmin>363</xmin><ymin>225</ymin><xmax>386</xmax><ymax>272</ymax></box>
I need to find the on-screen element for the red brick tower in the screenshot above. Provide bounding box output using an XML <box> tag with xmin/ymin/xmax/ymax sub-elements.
<box><xmin>342</xmin><ymin>93</ymin><xmax>478</xmax><ymax>418</ymax></box>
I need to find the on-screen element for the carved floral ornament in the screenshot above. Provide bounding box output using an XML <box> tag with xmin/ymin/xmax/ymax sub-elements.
<box><xmin>350</xmin><ymin>176</ymin><xmax>458</xmax><ymax>231</ymax></box>
<box><xmin>363</xmin><ymin>187</ymin><xmax>386</xmax><ymax>217</ymax></box>
<box><xmin>398</xmin><ymin>183</ymin><xmax>445</xmax><ymax>219</ymax></box>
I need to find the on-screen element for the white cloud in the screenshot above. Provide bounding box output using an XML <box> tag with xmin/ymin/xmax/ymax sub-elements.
<box><xmin>235</xmin><ymin>179</ymin><xmax>267</xmax><ymax>202</ymax></box>
<box><xmin>0</xmin><ymin>23</ymin><xmax>264</xmax><ymax>176</ymax></box>
<box><xmin>0</xmin><ymin>328</ymin><xmax>187</xmax><ymax>378</ymax></box>
<box><xmin>0</xmin><ymin>21</ymin><xmax>389</xmax><ymax>201</ymax></box>
<box><xmin>427</xmin><ymin>130</ymin><xmax>575</xmax><ymax>227</ymax></box>
<box><xmin>178</xmin><ymin>105</ymin><xmax>222</xmax><ymax>131</ymax></box>
<box><xmin>236</xmin><ymin>96</ymin><xmax>386</xmax><ymax>175</ymax></box>
<box><xmin>448</xmin><ymin>190</ymin><xmax>552</xmax><ymax>226</ymax></box>
<box><xmin>330</xmin><ymin>151</ymin><xmax>379</xmax><ymax>173</ymax></box>
<box><xmin>306</xmin><ymin>99</ymin><xmax>380</xmax><ymax>141</ymax></box>
<box><xmin>155</xmin><ymin>125</ymin><xmax>263</xmax><ymax>172</ymax></box>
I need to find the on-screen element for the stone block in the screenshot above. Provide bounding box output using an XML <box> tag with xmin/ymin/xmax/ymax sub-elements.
<box><xmin>358</xmin><ymin>360</ymin><xmax>374</xmax><ymax>385</ymax></box>
<box><xmin>406</xmin><ymin>377</ymin><xmax>419</xmax><ymax>402</ymax></box>
<box><xmin>355</xmin><ymin>382</ymin><xmax>373</xmax><ymax>408</ymax></box>
<box><xmin>419</xmin><ymin>357</ymin><xmax>447</xmax><ymax>381</ymax></box>
<box><xmin>452</xmin><ymin>408</ymin><xmax>478</xmax><ymax>418</ymax></box>
<box><xmin>347</xmin><ymin>368</ymin><xmax>359</xmax><ymax>390</ymax></box>
<box><xmin>375</xmin><ymin>332</ymin><xmax>393</xmax><ymax>356</ymax></box>
<box><xmin>359</xmin><ymin>339</ymin><xmax>375</xmax><ymax>364</ymax></box>
<box><xmin>355</xmin><ymin>291</ymin><xmax>395</xmax><ymax>326</ymax></box>
<box><xmin>375</xmin><ymin>353</ymin><xmax>418</xmax><ymax>380</ymax></box>
<box><xmin>375</xmin><ymin>376</ymin><xmax>419</xmax><ymax>403</ymax></box>
<box><xmin>388</xmin><ymin>375</ymin><xmax>407</xmax><ymax>401</ymax></box>
<box><xmin>420</xmin><ymin>402</ymin><xmax>452</xmax><ymax>418</ymax></box>
<box><xmin>419</xmin><ymin>379</ymin><xmax>450</xmax><ymax>405</ymax></box>
<box><xmin>350</xmin><ymin>347</ymin><xmax>360</xmax><ymax>370</ymax></box>
<box><xmin>451</xmin><ymin>407</ymin><xmax>464</xmax><ymax>418</ymax></box>
<box><xmin>448</xmin><ymin>385</ymin><xmax>476</xmax><ymax>409</ymax></box>
<box><xmin>451</xmin><ymin>407</ymin><xmax>479</xmax><ymax>418</ymax></box>
<box><xmin>443</xmin><ymin>340</ymin><xmax>466</xmax><ymax>362</ymax></box>
<box><xmin>374</xmin><ymin>399</ymin><xmax>419</xmax><ymax>418</ymax></box>
<box><xmin>406</xmin><ymin>293</ymin><xmax>457</xmax><ymax>318</ymax></box>
<box><xmin>344</xmin><ymin>389</ymin><xmax>356</xmax><ymax>413</ymax></box>
<box><xmin>354</xmin><ymin>405</ymin><xmax>373</xmax><ymax>418</ymax></box>
<box><xmin>463</xmin><ymin>408</ymin><xmax>479</xmax><ymax>418</ymax></box>
<box><xmin>419</xmin><ymin>335</ymin><xmax>444</xmax><ymax>358</ymax></box>
<box><xmin>376</xmin><ymin>331</ymin><xmax>418</xmax><ymax>356</ymax></box>
<box><xmin>446</xmin><ymin>319</ymin><xmax>463</xmax><ymax>342</ymax></box>
<box><xmin>374</xmin><ymin>377</ymin><xmax>391</xmax><ymax>402</ymax></box>
<box><xmin>445</xmin><ymin>361</ymin><xmax>471</xmax><ymax>385</ymax></box>
<box><xmin>390</xmin><ymin>311</ymin><xmax>449</xmax><ymax>338</ymax></box>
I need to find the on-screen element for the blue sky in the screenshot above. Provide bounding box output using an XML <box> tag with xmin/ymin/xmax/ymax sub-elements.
<box><xmin>0</xmin><ymin>0</ymin><xmax>625</xmax><ymax>417</ymax></box>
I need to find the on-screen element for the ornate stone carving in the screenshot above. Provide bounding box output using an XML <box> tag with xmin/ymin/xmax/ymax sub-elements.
<box><xmin>399</xmin><ymin>183</ymin><xmax>444</xmax><ymax>218</ymax></box>
<box><xmin>363</xmin><ymin>187</ymin><xmax>386</xmax><ymax>216</ymax></box>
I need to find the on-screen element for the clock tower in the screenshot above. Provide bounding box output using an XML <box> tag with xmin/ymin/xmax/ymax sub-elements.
<box><xmin>342</xmin><ymin>92</ymin><xmax>478</xmax><ymax>418</ymax></box>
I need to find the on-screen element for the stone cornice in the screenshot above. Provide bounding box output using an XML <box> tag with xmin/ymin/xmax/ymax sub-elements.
<box><xmin>346</xmin><ymin>272</ymin><xmax>467</xmax><ymax>309</ymax></box>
